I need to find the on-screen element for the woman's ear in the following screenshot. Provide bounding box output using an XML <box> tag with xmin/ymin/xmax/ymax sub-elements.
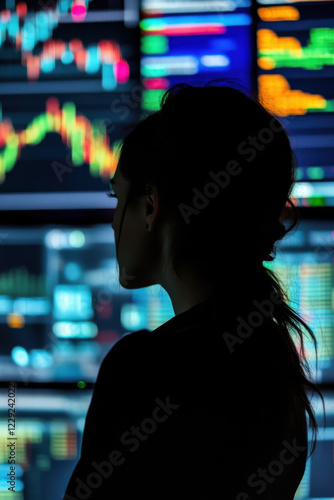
<box><xmin>144</xmin><ymin>184</ymin><xmax>161</xmax><ymax>231</ymax></box>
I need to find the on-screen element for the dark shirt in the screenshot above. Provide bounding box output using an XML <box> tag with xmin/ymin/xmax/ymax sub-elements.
<box><xmin>63</xmin><ymin>290</ymin><xmax>308</xmax><ymax>499</ymax></box>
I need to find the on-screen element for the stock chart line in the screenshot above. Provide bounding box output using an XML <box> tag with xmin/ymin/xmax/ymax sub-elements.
<box><xmin>258</xmin><ymin>74</ymin><xmax>334</xmax><ymax>116</ymax></box>
<box><xmin>21</xmin><ymin>38</ymin><xmax>130</xmax><ymax>90</ymax></box>
<box><xmin>0</xmin><ymin>0</ymin><xmax>93</xmax><ymax>52</ymax></box>
<box><xmin>0</xmin><ymin>1</ymin><xmax>130</xmax><ymax>89</ymax></box>
<box><xmin>258</xmin><ymin>27</ymin><xmax>334</xmax><ymax>71</ymax></box>
<box><xmin>0</xmin><ymin>97</ymin><xmax>122</xmax><ymax>184</ymax></box>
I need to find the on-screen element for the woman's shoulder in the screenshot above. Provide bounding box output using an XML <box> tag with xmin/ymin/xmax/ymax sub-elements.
<box><xmin>101</xmin><ymin>329</ymin><xmax>154</xmax><ymax>369</ymax></box>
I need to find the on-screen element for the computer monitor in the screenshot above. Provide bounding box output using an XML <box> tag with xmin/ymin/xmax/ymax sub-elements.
<box><xmin>256</xmin><ymin>0</ymin><xmax>334</xmax><ymax>207</ymax></box>
<box><xmin>1</xmin><ymin>218</ymin><xmax>334</xmax><ymax>384</ymax></box>
<box><xmin>0</xmin><ymin>0</ymin><xmax>141</xmax><ymax>211</ymax></box>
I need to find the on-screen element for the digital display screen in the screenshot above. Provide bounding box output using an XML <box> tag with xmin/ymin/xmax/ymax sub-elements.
<box><xmin>140</xmin><ymin>0</ymin><xmax>254</xmax><ymax>112</ymax></box>
<box><xmin>256</xmin><ymin>0</ymin><xmax>334</xmax><ymax>207</ymax></box>
<box><xmin>1</xmin><ymin>220</ymin><xmax>334</xmax><ymax>384</ymax></box>
<box><xmin>0</xmin><ymin>224</ymin><xmax>174</xmax><ymax>383</ymax></box>
<box><xmin>0</xmin><ymin>0</ymin><xmax>141</xmax><ymax>209</ymax></box>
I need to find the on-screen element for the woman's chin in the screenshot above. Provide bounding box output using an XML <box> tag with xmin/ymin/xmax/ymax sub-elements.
<box><xmin>118</xmin><ymin>270</ymin><xmax>155</xmax><ymax>290</ymax></box>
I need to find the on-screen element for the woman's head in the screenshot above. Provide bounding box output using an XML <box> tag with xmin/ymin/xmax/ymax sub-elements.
<box><xmin>110</xmin><ymin>80</ymin><xmax>297</xmax><ymax>294</ymax></box>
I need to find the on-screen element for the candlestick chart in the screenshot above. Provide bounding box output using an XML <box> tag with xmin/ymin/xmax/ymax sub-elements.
<box><xmin>0</xmin><ymin>0</ymin><xmax>140</xmax><ymax>205</ymax></box>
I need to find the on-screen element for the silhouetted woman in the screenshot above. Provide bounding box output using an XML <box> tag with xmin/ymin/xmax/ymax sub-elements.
<box><xmin>64</xmin><ymin>81</ymin><xmax>326</xmax><ymax>499</ymax></box>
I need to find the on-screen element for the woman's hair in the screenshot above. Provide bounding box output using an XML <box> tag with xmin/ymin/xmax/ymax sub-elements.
<box><xmin>114</xmin><ymin>79</ymin><xmax>326</xmax><ymax>457</ymax></box>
